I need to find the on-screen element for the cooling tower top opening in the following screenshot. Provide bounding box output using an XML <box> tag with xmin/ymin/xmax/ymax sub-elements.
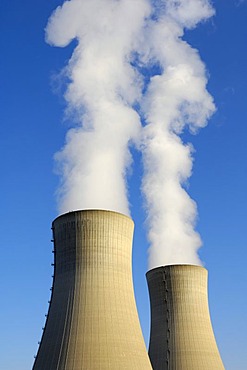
<box><xmin>53</xmin><ymin>208</ymin><xmax>132</xmax><ymax>225</ymax></box>
<box><xmin>146</xmin><ymin>263</ymin><xmax>206</xmax><ymax>276</ymax></box>
<box><xmin>146</xmin><ymin>264</ymin><xmax>208</xmax><ymax>278</ymax></box>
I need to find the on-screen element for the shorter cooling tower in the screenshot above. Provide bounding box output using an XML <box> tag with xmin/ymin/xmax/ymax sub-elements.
<box><xmin>146</xmin><ymin>265</ymin><xmax>225</xmax><ymax>370</ymax></box>
<box><xmin>33</xmin><ymin>210</ymin><xmax>152</xmax><ymax>370</ymax></box>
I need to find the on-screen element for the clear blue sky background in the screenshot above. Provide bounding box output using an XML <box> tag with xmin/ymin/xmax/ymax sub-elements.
<box><xmin>0</xmin><ymin>1</ymin><xmax>246</xmax><ymax>369</ymax></box>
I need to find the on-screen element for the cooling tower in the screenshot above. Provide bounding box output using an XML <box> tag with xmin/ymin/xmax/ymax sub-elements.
<box><xmin>33</xmin><ymin>210</ymin><xmax>152</xmax><ymax>370</ymax></box>
<box><xmin>146</xmin><ymin>264</ymin><xmax>225</xmax><ymax>370</ymax></box>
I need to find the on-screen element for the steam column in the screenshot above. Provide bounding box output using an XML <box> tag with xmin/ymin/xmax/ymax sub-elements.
<box><xmin>33</xmin><ymin>210</ymin><xmax>152</xmax><ymax>370</ymax></box>
<box><xmin>147</xmin><ymin>265</ymin><xmax>225</xmax><ymax>370</ymax></box>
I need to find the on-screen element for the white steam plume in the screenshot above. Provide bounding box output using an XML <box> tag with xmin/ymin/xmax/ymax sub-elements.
<box><xmin>46</xmin><ymin>0</ymin><xmax>150</xmax><ymax>215</ymax></box>
<box><xmin>139</xmin><ymin>0</ymin><xmax>215</xmax><ymax>268</ymax></box>
<box><xmin>46</xmin><ymin>0</ymin><xmax>215</xmax><ymax>268</ymax></box>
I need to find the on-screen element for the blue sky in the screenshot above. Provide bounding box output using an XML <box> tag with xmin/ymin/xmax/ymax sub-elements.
<box><xmin>0</xmin><ymin>1</ymin><xmax>247</xmax><ymax>369</ymax></box>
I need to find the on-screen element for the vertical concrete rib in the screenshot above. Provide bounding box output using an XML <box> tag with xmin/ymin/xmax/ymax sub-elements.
<box><xmin>147</xmin><ymin>265</ymin><xmax>225</xmax><ymax>370</ymax></box>
<box><xmin>33</xmin><ymin>210</ymin><xmax>152</xmax><ymax>370</ymax></box>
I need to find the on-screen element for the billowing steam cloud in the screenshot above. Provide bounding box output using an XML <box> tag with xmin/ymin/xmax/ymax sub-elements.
<box><xmin>46</xmin><ymin>0</ymin><xmax>215</xmax><ymax>269</ymax></box>
<box><xmin>46</xmin><ymin>0</ymin><xmax>150</xmax><ymax>215</ymax></box>
<box><xmin>139</xmin><ymin>1</ymin><xmax>215</xmax><ymax>268</ymax></box>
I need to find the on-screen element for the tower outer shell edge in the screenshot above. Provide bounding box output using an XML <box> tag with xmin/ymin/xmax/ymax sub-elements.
<box><xmin>33</xmin><ymin>209</ymin><xmax>152</xmax><ymax>370</ymax></box>
<box><xmin>146</xmin><ymin>264</ymin><xmax>225</xmax><ymax>370</ymax></box>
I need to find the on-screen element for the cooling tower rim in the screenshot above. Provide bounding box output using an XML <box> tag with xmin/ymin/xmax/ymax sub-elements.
<box><xmin>52</xmin><ymin>209</ymin><xmax>132</xmax><ymax>224</ymax></box>
<box><xmin>146</xmin><ymin>264</ymin><xmax>207</xmax><ymax>277</ymax></box>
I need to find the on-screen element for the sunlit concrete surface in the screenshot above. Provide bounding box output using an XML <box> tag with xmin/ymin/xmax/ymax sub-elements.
<box><xmin>33</xmin><ymin>210</ymin><xmax>152</xmax><ymax>370</ymax></box>
<box><xmin>147</xmin><ymin>265</ymin><xmax>225</xmax><ymax>370</ymax></box>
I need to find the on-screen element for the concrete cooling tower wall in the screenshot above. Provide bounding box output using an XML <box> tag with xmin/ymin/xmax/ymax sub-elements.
<box><xmin>146</xmin><ymin>265</ymin><xmax>225</xmax><ymax>370</ymax></box>
<box><xmin>33</xmin><ymin>210</ymin><xmax>152</xmax><ymax>370</ymax></box>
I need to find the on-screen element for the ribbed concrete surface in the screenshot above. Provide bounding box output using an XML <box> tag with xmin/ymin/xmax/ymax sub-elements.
<box><xmin>147</xmin><ymin>265</ymin><xmax>225</xmax><ymax>370</ymax></box>
<box><xmin>33</xmin><ymin>210</ymin><xmax>152</xmax><ymax>370</ymax></box>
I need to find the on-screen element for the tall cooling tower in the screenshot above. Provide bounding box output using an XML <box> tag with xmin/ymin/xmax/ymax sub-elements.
<box><xmin>146</xmin><ymin>265</ymin><xmax>225</xmax><ymax>370</ymax></box>
<box><xmin>33</xmin><ymin>210</ymin><xmax>152</xmax><ymax>370</ymax></box>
